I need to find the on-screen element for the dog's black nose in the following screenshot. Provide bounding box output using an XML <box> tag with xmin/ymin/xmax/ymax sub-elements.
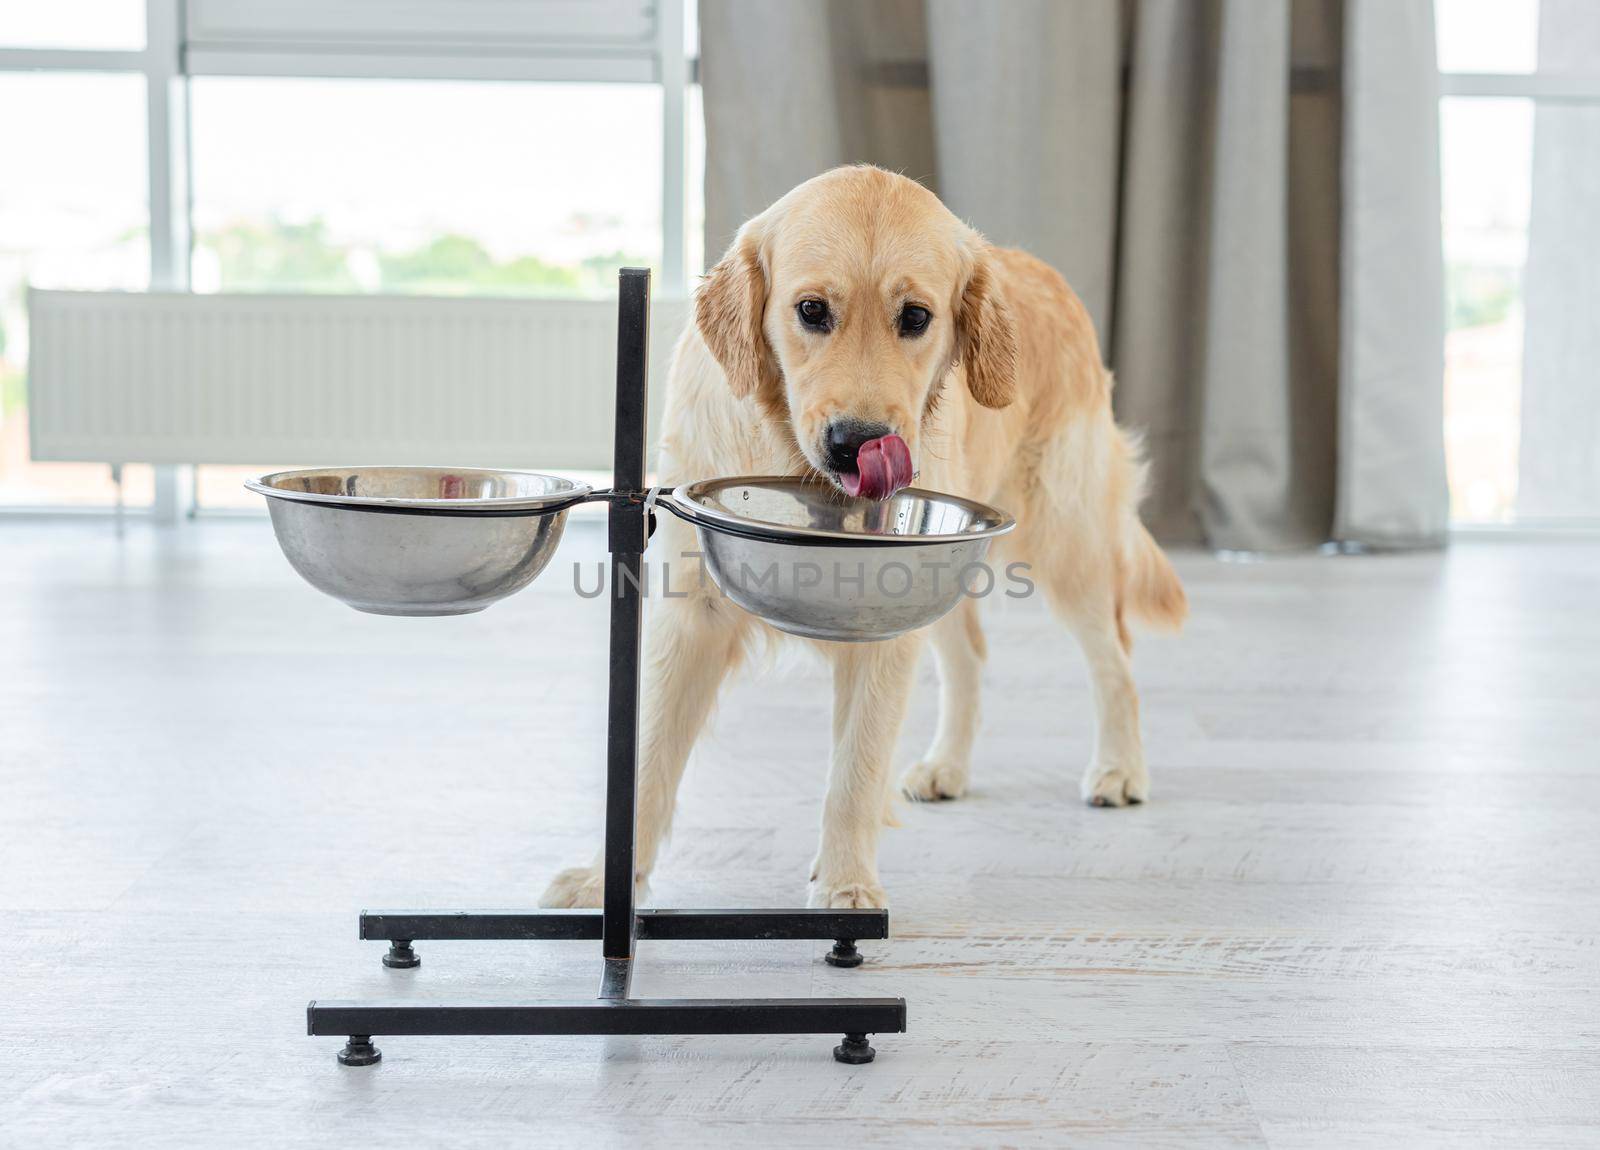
<box><xmin>825</xmin><ymin>419</ymin><xmax>893</xmax><ymax>473</ymax></box>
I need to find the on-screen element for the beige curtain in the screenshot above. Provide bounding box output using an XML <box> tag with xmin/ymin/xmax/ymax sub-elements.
<box><xmin>700</xmin><ymin>0</ymin><xmax>1448</xmax><ymax>551</ymax></box>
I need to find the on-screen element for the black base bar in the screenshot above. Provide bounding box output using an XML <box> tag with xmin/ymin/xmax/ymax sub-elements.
<box><xmin>360</xmin><ymin>907</ymin><xmax>889</xmax><ymax>944</ymax></box>
<box><xmin>310</xmin><ymin>998</ymin><xmax>906</xmax><ymax>1038</ymax></box>
<box><xmin>305</xmin><ymin>270</ymin><xmax>906</xmax><ymax>1067</ymax></box>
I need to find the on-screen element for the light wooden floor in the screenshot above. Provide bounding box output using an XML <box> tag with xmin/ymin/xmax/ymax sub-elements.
<box><xmin>2</xmin><ymin>517</ymin><xmax>1597</xmax><ymax>1148</ymax></box>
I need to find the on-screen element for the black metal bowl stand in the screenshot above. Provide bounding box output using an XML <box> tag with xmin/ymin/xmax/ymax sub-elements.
<box><xmin>306</xmin><ymin>269</ymin><xmax>907</xmax><ymax>1067</ymax></box>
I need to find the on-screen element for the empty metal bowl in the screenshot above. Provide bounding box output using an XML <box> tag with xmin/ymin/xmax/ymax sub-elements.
<box><xmin>246</xmin><ymin>466</ymin><xmax>590</xmax><ymax>616</ymax></box>
<box><xmin>665</xmin><ymin>476</ymin><xmax>1015</xmax><ymax>642</ymax></box>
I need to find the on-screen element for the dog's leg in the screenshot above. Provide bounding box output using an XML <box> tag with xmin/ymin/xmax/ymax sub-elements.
<box><xmin>900</xmin><ymin>599</ymin><xmax>984</xmax><ymax>801</ymax></box>
<box><xmin>1052</xmin><ymin>590</ymin><xmax>1147</xmax><ymax>807</ymax></box>
<box><xmin>809</xmin><ymin>634</ymin><xmax>922</xmax><ymax>909</ymax></box>
<box><xmin>540</xmin><ymin>580</ymin><xmax>744</xmax><ymax>908</ymax></box>
<box><xmin>1017</xmin><ymin>415</ymin><xmax>1153</xmax><ymax>808</ymax></box>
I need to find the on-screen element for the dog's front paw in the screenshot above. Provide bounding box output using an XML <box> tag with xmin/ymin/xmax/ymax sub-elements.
<box><xmin>542</xmin><ymin>861</ymin><xmax>654</xmax><ymax>909</ymax></box>
<box><xmin>808</xmin><ymin>877</ymin><xmax>888</xmax><ymax>909</ymax></box>
<box><xmin>900</xmin><ymin>759</ymin><xmax>969</xmax><ymax>801</ymax></box>
<box><xmin>539</xmin><ymin>865</ymin><xmax>605</xmax><ymax>908</ymax></box>
<box><xmin>1081</xmin><ymin>760</ymin><xmax>1149</xmax><ymax>807</ymax></box>
<box><xmin>539</xmin><ymin>865</ymin><xmax>650</xmax><ymax>908</ymax></box>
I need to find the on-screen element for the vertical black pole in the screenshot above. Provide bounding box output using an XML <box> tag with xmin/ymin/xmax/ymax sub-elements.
<box><xmin>603</xmin><ymin>268</ymin><xmax>650</xmax><ymax>962</ymax></box>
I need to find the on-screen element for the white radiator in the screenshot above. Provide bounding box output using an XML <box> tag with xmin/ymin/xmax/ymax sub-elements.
<box><xmin>26</xmin><ymin>289</ymin><xmax>692</xmax><ymax>471</ymax></box>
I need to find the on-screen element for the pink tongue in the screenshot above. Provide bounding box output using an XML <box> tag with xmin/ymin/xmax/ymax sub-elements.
<box><xmin>840</xmin><ymin>434</ymin><xmax>914</xmax><ymax>500</ymax></box>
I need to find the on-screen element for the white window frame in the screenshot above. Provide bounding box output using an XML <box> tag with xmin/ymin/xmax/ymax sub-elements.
<box><xmin>0</xmin><ymin>0</ymin><xmax>695</xmax><ymax>519</ymax></box>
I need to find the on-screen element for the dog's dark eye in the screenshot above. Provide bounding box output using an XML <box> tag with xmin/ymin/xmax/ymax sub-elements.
<box><xmin>797</xmin><ymin>299</ymin><xmax>832</xmax><ymax>332</ymax></box>
<box><xmin>899</xmin><ymin>305</ymin><xmax>932</xmax><ymax>337</ymax></box>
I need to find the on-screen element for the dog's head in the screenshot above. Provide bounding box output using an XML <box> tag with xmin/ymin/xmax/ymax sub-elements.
<box><xmin>695</xmin><ymin>166</ymin><xmax>1016</xmax><ymax>499</ymax></box>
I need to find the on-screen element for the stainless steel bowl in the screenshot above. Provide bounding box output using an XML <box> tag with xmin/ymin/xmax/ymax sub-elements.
<box><xmin>665</xmin><ymin>476</ymin><xmax>1015</xmax><ymax>642</ymax></box>
<box><xmin>246</xmin><ymin>466</ymin><xmax>589</xmax><ymax>616</ymax></box>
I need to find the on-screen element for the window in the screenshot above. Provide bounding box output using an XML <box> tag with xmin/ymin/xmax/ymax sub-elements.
<box><xmin>0</xmin><ymin>0</ymin><xmax>145</xmax><ymax>51</ymax></box>
<box><xmin>191</xmin><ymin>78</ymin><xmax>664</xmax><ymax>297</ymax></box>
<box><xmin>0</xmin><ymin>72</ymin><xmax>154</xmax><ymax>506</ymax></box>
<box><xmin>1436</xmin><ymin>0</ymin><xmax>1540</xmax><ymax>74</ymax></box>
<box><xmin>0</xmin><ymin>0</ymin><xmax>697</xmax><ymax>513</ymax></box>
<box><xmin>1439</xmin><ymin>96</ymin><xmax>1531</xmax><ymax>522</ymax></box>
<box><xmin>1438</xmin><ymin>0</ymin><xmax>1600</xmax><ymax>525</ymax></box>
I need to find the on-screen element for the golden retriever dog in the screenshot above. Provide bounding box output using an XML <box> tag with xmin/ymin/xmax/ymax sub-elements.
<box><xmin>543</xmin><ymin>165</ymin><xmax>1185</xmax><ymax>910</ymax></box>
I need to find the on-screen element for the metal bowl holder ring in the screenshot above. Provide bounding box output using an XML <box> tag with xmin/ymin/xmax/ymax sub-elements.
<box><xmin>272</xmin><ymin>270</ymin><xmax>1014</xmax><ymax>1067</ymax></box>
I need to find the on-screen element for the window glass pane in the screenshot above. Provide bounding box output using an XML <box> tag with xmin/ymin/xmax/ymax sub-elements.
<box><xmin>1441</xmin><ymin>97</ymin><xmax>1532</xmax><ymax>524</ymax></box>
<box><xmin>1436</xmin><ymin>0</ymin><xmax>1541</xmax><ymax>74</ymax></box>
<box><xmin>191</xmin><ymin>78</ymin><xmax>663</xmax><ymax>298</ymax></box>
<box><xmin>197</xmin><ymin>464</ymin><xmax>305</xmax><ymax>511</ymax></box>
<box><xmin>0</xmin><ymin>0</ymin><xmax>145</xmax><ymax>50</ymax></box>
<box><xmin>0</xmin><ymin>73</ymin><xmax>151</xmax><ymax>507</ymax></box>
<box><xmin>688</xmin><ymin>82</ymin><xmax>706</xmax><ymax>280</ymax></box>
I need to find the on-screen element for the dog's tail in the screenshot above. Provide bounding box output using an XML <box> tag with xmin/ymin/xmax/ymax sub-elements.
<box><xmin>1123</xmin><ymin>521</ymin><xmax>1187</xmax><ymax>634</ymax></box>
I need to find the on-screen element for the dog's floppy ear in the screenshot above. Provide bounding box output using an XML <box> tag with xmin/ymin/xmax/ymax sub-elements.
<box><xmin>696</xmin><ymin>221</ymin><xmax>778</xmax><ymax>400</ymax></box>
<box><xmin>954</xmin><ymin>243</ymin><xmax>1018</xmax><ymax>410</ymax></box>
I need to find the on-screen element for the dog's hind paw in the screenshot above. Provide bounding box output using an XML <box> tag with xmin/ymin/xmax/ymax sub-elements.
<box><xmin>900</xmin><ymin>759</ymin><xmax>969</xmax><ymax>801</ymax></box>
<box><xmin>1081</xmin><ymin>761</ymin><xmax>1150</xmax><ymax>808</ymax></box>
<box><xmin>808</xmin><ymin>879</ymin><xmax>888</xmax><ymax>910</ymax></box>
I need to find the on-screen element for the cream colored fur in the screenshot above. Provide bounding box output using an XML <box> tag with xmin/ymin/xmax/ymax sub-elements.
<box><xmin>542</xmin><ymin>166</ymin><xmax>1184</xmax><ymax>911</ymax></box>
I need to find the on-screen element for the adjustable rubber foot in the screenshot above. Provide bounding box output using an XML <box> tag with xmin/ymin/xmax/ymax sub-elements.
<box><xmin>833</xmin><ymin>1033</ymin><xmax>875</xmax><ymax>1064</ymax></box>
<box><xmin>825</xmin><ymin>939</ymin><xmax>863</xmax><ymax>968</ymax></box>
<box><xmin>337</xmin><ymin>1036</ymin><xmax>381</xmax><ymax>1066</ymax></box>
<box><xmin>383</xmin><ymin>940</ymin><xmax>420</xmax><ymax>969</ymax></box>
